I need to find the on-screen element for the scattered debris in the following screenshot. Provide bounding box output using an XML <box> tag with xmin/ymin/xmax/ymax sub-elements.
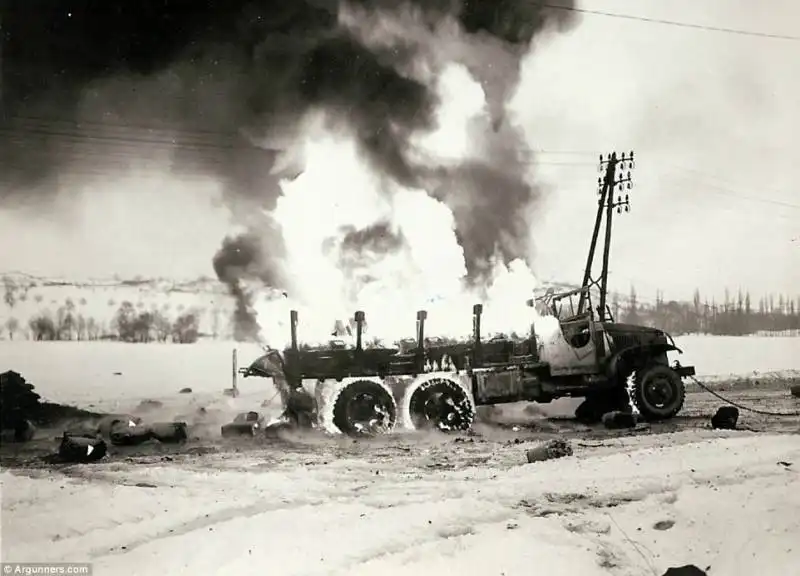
<box><xmin>179</xmin><ymin>387</ymin><xmax>193</xmax><ymax>394</ymax></box>
<box><xmin>711</xmin><ymin>406</ymin><xmax>739</xmax><ymax>430</ymax></box>
<box><xmin>526</xmin><ymin>439</ymin><xmax>573</xmax><ymax>463</ymax></box>
<box><xmin>96</xmin><ymin>415</ymin><xmax>142</xmax><ymax>438</ymax></box>
<box><xmin>150</xmin><ymin>422</ymin><xmax>189</xmax><ymax>443</ymax></box>
<box><xmin>661</xmin><ymin>565</ymin><xmax>707</xmax><ymax>576</ymax></box>
<box><xmin>58</xmin><ymin>433</ymin><xmax>107</xmax><ymax>463</ymax></box>
<box><xmin>221</xmin><ymin>411</ymin><xmax>265</xmax><ymax>437</ymax></box>
<box><xmin>109</xmin><ymin>422</ymin><xmax>153</xmax><ymax>446</ymax></box>
<box><xmin>653</xmin><ymin>519</ymin><xmax>675</xmax><ymax>531</ymax></box>
<box><xmin>601</xmin><ymin>411</ymin><xmax>639</xmax><ymax>429</ymax></box>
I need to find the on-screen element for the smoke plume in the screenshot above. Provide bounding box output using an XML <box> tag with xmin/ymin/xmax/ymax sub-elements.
<box><xmin>2</xmin><ymin>0</ymin><xmax>578</xmax><ymax>340</ymax></box>
<box><xmin>212</xmin><ymin>233</ymin><xmax>283</xmax><ymax>342</ymax></box>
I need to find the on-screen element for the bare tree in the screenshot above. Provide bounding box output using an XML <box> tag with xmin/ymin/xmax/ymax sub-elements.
<box><xmin>56</xmin><ymin>298</ymin><xmax>77</xmax><ymax>341</ymax></box>
<box><xmin>114</xmin><ymin>301</ymin><xmax>137</xmax><ymax>342</ymax></box>
<box><xmin>29</xmin><ymin>313</ymin><xmax>57</xmax><ymax>341</ymax></box>
<box><xmin>152</xmin><ymin>311</ymin><xmax>172</xmax><ymax>342</ymax></box>
<box><xmin>172</xmin><ymin>312</ymin><xmax>199</xmax><ymax>344</ymax></box>
<box><xmin>6</xmin><ymin>317</ymin><xmax>19</xmax><ymax>340</ymax></box>
<box><xmin>3</xmin><ymin>278</ymin><xmax>17</xmax><ymax>308</ymax></box>
<box><xmin>76</xmin><ymin>315</ymin><xmax>88</xmax><ymax>341</ymax></box>
<box><xmin>86</xmin><ymin>317</ymin><xmax>100</xmax><ymax>340</ymax></box>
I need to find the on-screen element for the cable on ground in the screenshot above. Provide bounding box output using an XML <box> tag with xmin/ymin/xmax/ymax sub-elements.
<box><xmin>688</xmin><ymin>375</ymin><xmax>800</xmax><ymax>417</ymax></box>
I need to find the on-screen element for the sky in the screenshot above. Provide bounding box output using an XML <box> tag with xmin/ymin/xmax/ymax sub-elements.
<box><xmin>0</xmin><ymin>0</ymin><xmax>797</xmax><ymax>303</ymax></box>
<box><xmin>511</xmin><ymin>0</ymin><xmax>800</xmax><ymax>302</ymax></box>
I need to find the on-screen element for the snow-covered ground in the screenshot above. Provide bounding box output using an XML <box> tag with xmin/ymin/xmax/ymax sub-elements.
<box><xmin>0</xmin><ymin>340</ymin><xmax>269</xmax><ymax>408</ymax></box>
<box><xmin>3</xmin><ymin>431</ymin><xmax>799</xmax><ymax>575</ymax></box>
<box><xmin>2</xmin><ymin>334</ymin><xmax>799</xmax><ymax>576</ymax></box>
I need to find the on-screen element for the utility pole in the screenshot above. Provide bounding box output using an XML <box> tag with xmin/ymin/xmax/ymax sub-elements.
<box><xmin>578</xmin><ymin>151</ymin><xmax>634</xmax><ymax>321</ymax></box>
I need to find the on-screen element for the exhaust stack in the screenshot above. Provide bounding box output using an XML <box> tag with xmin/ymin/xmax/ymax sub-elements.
<box><xmin>290</xmin><ymin>310</ymin><xmax>299</xmax><ymax>352</ymax></box>
<box><xmin>354</xmin><ymin>311</ymin><xmax>365</xmax><ymax>351</ymax></box>
<box><xmin>416</xmin><ymin>310</ymin><xmax>427</xmax><ymax>373</ymax></box>
<box><xmin>472</xmin><ymin>304</ymin><xmax>483</xmax><ymax>367</ymax></box>
<box><xmin>526</xmin><ymin>298</ymin><xmax>539</xmax><ymax>359</ymax></box>
<box><xmin>416</xmin><ymin>310</ymin><xmax>427</xmax><ymax>349</ymax></box>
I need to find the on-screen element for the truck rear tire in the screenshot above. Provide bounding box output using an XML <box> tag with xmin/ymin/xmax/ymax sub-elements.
<box><xmin>633</xmin><ymin>364</ymin><xmax>685</xmax><ymax>421</ymax></box>
<box><xmin>332</xmin><ymin>380</ymin><xmax>397</xmax><ymax>436</ymax></box>
<box><xmin>407</xmin><ymin>377</ymin><xmax>475</xmax><ymax>432</ymax></box>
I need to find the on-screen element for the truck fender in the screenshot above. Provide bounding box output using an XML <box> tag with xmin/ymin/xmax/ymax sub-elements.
<box><xmin>606</xmin><ymin>343</ymin><xmax>683</xmax><ymax>380</ymax></box>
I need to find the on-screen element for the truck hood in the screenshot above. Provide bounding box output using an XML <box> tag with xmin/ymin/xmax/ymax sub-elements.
<box><xmin>602</xmin><ymin>323</ymin><xmax>664</xmax><ymax>337</ymax></box>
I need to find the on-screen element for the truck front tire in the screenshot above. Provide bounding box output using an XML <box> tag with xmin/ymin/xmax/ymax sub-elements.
<box><xmin>632</xmin><ymin>364</ymin><xmax>685</xmax><ymax>421</ymax></box>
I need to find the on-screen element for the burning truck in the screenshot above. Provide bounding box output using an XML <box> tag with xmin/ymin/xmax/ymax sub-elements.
<box><xmin>239</xmin><ymin>285</ymin><xmax>695</xmax><ymax>436</ymax></box>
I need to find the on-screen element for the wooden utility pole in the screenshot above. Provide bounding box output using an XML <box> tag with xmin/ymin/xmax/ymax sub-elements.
<box><xmin>578</xmin><ymin>151</ymin><xmax>634</xmax><ymax>321</ymax></box>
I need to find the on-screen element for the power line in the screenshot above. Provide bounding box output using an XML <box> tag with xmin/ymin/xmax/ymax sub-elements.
<box><xmin>665</xmin><ymin>166</ymin><xmax>800</xmax><ymax>210</ymax></box>
<box><xmin>672</xmin><ymin>165</ymin><xmax>800</xmax><ymax>208</ymax></box>
<box><xmin>2</xmin><ymin>120</ymin><xmax>798</xmax><ymax>211</ymax></box>
<box><xmin>539</xmin><ymin>2</ymin><xmax>800</xmax><ymax>41</ymax></box>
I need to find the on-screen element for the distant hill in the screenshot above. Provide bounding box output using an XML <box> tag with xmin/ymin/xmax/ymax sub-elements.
<box><xmin>0</xmin><ymin>272</ymin><xmax>235</xmax><ymax>341</ymax></box>
<box><xmin>7</xmin><ymin>271</ymin><xmax>790</xmax><ymax>341</ymax></box>
<box><xmin>0</xmin><ymin>271</ymin><xmax>586</xmax><ymax>342</ymax></box>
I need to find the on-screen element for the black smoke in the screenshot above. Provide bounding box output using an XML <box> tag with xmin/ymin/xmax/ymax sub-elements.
<box><xmin>212</xmin><ymin>233</ymin><xmax>283</xmax><ymax>342</ymax></box>
<box><xmin>338</xmin><ymin>221</ymin><xmax>406</xmax><ymax>260</ymax></box>
<box><xmin>1</xmin><ymin>0</ymin><xmax>579</xmax><ymax>339</ymax></box>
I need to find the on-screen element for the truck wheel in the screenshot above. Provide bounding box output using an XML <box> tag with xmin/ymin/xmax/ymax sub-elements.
<box><xmin>332</xmin><ymin>380</ymin><xmax>397</xmax><ymax>436</ymax></box>
<box><xmin>408</xmin><ymin>377</ymin><xmax>475</xmax><ymax>432</ymax></box>
<box><xmin>633</xmin><ymin>364</ymin><xmax>685</xmax><ymax>421</ymax></box>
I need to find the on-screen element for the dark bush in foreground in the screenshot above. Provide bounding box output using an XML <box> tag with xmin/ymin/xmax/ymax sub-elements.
<box><xmin>1</xmin><ymin>370</ymin><xmax>101</xmax><ymax>429</ymax></box>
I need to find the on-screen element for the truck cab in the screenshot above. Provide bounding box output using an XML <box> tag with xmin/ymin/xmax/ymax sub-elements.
<box><xmin>537</xmin><ymin>287</ymin><xmax>612</xmax><ymax>376</ymax></box>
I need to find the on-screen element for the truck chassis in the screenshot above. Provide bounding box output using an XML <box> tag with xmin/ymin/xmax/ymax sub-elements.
<box><xmin>241</xmin><ymin>296</ymin><xmax>695</xmax><ymax>436</ymax></box>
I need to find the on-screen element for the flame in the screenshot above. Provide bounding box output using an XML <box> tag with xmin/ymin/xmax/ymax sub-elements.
<box><xmin>252</xmin><ymin>64</ymin><xmax>559</xmax><ymax>348</ymax></box>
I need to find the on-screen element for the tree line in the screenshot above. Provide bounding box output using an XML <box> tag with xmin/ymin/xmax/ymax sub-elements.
<box><xmin>614</xmin><ymin>287</ymin><xmax>800</xmax><ymax>336</ymax></box>
<box><xmin>7</xmin><ymin>299</ymin><xmax>202</xmax><ymax>343</ymax></box>
<box><xmin>3</xmin><ymin>281</ymin><xmax>798</xmax><ymax>342</ymax></box>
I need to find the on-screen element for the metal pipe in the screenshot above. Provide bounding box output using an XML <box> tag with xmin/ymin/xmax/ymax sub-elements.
<box><xmin>472</xmin><ymin>304</ymin><xmax>483</xmax><ymax>367</ymax></box>
<box><xmin>526</xmin><ymin>298</ymin><xmax>538</xmax><ymax>360</ymax></box>
<box><xmin>416</xmin><ymin>310</ymin><xmax>427</xmax><ymax>349</ymax></box>
<box><xmin>290</xmin><ymin>310</ymin><xmax>298</xmax><ymax>352</ymax></box>
<box><xmin>472</xmin><ymin>304</ymin><xmax>483</xmax><ymax>341</ymax></box>
<box><xmin>354</xmin><ymin>311</ymin><xmax>365</xmax><ymax>351</ymax></box>
<box><xmin>232</xmin><ymin>348</ymin><xmax>238</xmax><ymax>397</ymax></box>
<box><xmin>415</xmin><ymin>310</ymin><xmax>427</xmax><ymax>373</ymax></box>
